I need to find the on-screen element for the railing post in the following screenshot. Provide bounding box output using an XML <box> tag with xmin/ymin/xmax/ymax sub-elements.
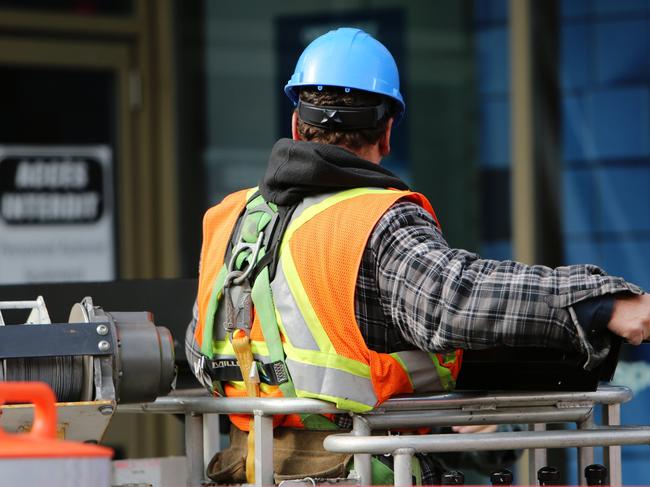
<box><xmin>352</xmin><ymin>415</ymin><xmax>372</xmax><ymax>485</ymax></box>
<box><xmin>393</xmin><ymin>448</ymin><xmax>415</xmax><ymax>487</ymax></box>
<box><xmin>528</xmin><ymin>423</ymin><xmax>547</xmax><ymax>485</ymax></box>
<box><xmin>603</xmin><ymin>403</ymin><xmax>622</xmax><ymax>487</ymax></box>
<box><xmin>203</xmin><ymin>413</ymin><xmax>222</xmax><ymax>472</ymax></box>
<box><xmin>254</xmin><ymin>410</ymin><xmax>274</xmax><ymax>487</ymax></box>
<box><xmin>578</xmin><ymin>412</ymin><xmax>596</xmax><ymax>485</ymax></box>
<box><xmin>185</xmin><ymin>412</ymin><xmax>205</xmax><ymax>487</ymax></box>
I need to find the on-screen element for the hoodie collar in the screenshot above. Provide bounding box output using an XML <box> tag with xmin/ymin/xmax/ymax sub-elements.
<box><xmin>259</xmin><ymin>138</ymin><xmax>409</xmax><ymax>206</ymax></box>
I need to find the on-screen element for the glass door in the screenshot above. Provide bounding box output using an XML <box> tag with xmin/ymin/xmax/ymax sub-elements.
<box><xmin>0</xmin><ymin>37</ymin><xmax>132</xmax><ymax>282</ymax></box>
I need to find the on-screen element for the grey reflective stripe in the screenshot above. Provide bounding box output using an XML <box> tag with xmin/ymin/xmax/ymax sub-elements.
<box><xmin>290</xmin><ymin>189</ymin><xmax>384</xmax><ymax>225</ymax></box>
<box><xmin>286</xmin><ymin>358</ymin><xmax>377</xmax><ymax>408</ymax></box>
<box><xmin>253</xmin><ymin>354</ymin><xmax>271</xmax><ymax>363</ymax></box>
<box><xmin>271</xmin><ymin>264</ymin><xmax>320</xmax><ymax>351</ymax></box>
<box><xmin>395</xmin><ymin>351</ymin><xmax>443</xmax><ymax>392</ymax></box>
<box><xmin>269</xmin><ymin>191</ymin><xmax>330</xmax><ymax>352</ymax></box>
<box><xmin>290</xmin><ymin>192</ymin><xmax>336</xmax><ymax>222</ymax></box>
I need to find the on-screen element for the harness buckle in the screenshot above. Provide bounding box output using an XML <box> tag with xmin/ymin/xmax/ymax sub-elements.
<box><xmin>195</xmin><ymin>354</ymin><xmax>205</xmax><ymax>377</ymax></box>
<box><xmin>224</xmin><ymin>282</ymin><xmax>252</xmax><ymax>334</ymax></box>
<box><xmin>248</xmin><ymin>361</ymin><xmax>260</xmax><ymax>384</ymax></box>
<box><xmin>222</xmin><ymin>231</ymin><xmax>263</xmax><ymax>334</ymax></box>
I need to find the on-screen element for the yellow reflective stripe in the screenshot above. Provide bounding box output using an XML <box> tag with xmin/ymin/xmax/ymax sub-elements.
<box><xmin>213</xmin><ymin>339</ymin><xmax>270</xmax><ymax>357</ymax></box>
<box><xmin>284</xmin><ymin>188</ymin><xmax>396</xmax><ymax>241</ymax></box>
<box><xmin>202</xmin><ymin>265</ymin><xmax>228</xmax><ymax>357</ymax></box>
<box><xmin>280</xmin><ymin>249</ymin><xmax>334</xmax><ymax>351</ymax></box>
<box><xmin>228</xmin><ymin>381</ymin><xmax>246</xmax><ymax>391</ymax></box>
<box><xmin>246</xmin><ymin>186</ymin><xmax>259</xmax><ymax>199</ymax></box>
<box><xmin>259</xmin><ymin>383</ymin><xmax>279</xmax><ymax>394</ymax></box>
<box><xmin>213</xmin><ymin>339</ymin><xmax>234</xmax><ymax>355</ymax></box>
<box><xmin>293</xmin><ymin>388</ymin><xmax>373</xmax><ymax>413</ymax></box>
<box><xmin>430</xmin><ymin>352</ymin><xmax>454</xmax><ymax>391</ymax></box>
<box><xmin>389</xmin><ymin>353</ymin><xmax>414</xmax><ymax>389</ymax></box>
<box><xmin>250</xmin><ymin>341</ymin><xmax>270</xmax><ymax>356</ymax></box>
<box><xmin>282</xmin><ymin>340</ymin><xmax>371</xmax><ymax>379</ymax></box>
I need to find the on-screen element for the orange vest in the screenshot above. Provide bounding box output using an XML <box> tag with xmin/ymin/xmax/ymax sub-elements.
<box><xmin>195</xmin><ymin>188</ymin><xmax>462</xmax><ymax>430</ymax></box>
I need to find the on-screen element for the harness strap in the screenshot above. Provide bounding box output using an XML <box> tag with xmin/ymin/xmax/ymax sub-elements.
<box><xmin>201</xmin><ymin>265</ymin><xmax>228</xmax><ymax>359</ymax></box>
<box><xmin>249</xmin><ymin>203</ymin><xmax>298</xmax><ymax>283</ymax></box>
<box><xmin>231</xmin><ymin>330</ymin><xmax>260</xmax><ymax>397</ymax></box>
<box><xmin>246</xmin><ymin>418</ymin><xmax>256</xmax><ymax>483</ymax></box>
<box><xmin>232</xmin><ymin>330</ymin><xmax>259</xmax><ymax>484</ymax></box>
<box><xmin>205</xmin><ymin>358</ymin><xmax>289</xmax><ymax>385</ymax></box>
<box><xmin>252</xmin><ymin>264</ymin><xmax>338</xmax><ymax>431</ymax></box>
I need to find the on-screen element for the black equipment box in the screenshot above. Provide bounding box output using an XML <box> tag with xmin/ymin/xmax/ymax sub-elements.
<box><xmin>455</xmin><ymin>338</ymin><xmax>622</xmax><ymax>391</ymax></box>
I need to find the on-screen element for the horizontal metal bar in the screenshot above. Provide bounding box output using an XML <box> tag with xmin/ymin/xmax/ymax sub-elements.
<box><xmin>117</xmin><ymin>395</ymin><xmax>344</xmax><ymax>415</ymax></box>
<box><xmin>120</xmin><ymin>399</ymin><xmax>593</xmax><ymax>431</ymax></box>
<box><xmin>371</xmin><ymin>385</ymin><xmax>631</xmax><ymax>412</ymax></box>
<box><xmin>0</xmin><ymin>323</ymin><xmax>116</xmax><ymax>358</ymax></box>
<box><xmin>363</xmin><ymin>406</ymin><xmax>593</xmax><ymax>429</ymax></box>
<box><xmin>323</xmin><ymin>426</ymin><xmax>650</xmax><ymax>455</ymax></box>
<box><xmin>118</xmin><ymin>385</ymin><xmax>631</xmax><ymax>417</ymax></box>
<box><xmin>0</xmin><ymin>300</ymin><xmax>40</xmax><ymax>310</ymax></box>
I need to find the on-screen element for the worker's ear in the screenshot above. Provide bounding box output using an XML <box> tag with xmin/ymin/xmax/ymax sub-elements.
<box><xmin>291</xmin><ymin>111</ymin><xmax>301</xmax><ymax>141</ymax></box>
<box><xmin>378</xmin><ymin>117</ymin><xmax>393</xmax><ymax>157</ymax></box>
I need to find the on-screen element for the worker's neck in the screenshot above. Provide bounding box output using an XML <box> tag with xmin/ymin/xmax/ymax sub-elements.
<box><xmin>340</xmin><ymin>144</ymin><xmax>382</xmax><ymax>165</ymax></box>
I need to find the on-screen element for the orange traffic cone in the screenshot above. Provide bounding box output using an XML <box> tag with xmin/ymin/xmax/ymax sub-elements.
<box><xmin>0</xmin><ymin>381</ymin><xmax>113</xmax><ymax>487</ymax></box>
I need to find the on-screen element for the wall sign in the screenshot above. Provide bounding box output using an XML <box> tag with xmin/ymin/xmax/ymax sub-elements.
<box><xmin>0</xmin><ymin>146</ymin><xmax>115</xmax><ymax>283</ymax></box>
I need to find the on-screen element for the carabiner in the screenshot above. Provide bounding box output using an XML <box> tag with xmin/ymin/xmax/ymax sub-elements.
<box><xmin>225</xmin><ymin>231</ymin><xmax>264</xmax><ymax>287</ymax></box>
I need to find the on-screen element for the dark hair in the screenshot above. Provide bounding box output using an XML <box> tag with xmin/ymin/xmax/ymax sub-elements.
<box><xmin>297</xmin><ymin>86</ymin><xmax>395</xmax><ymax>151</ymax></box>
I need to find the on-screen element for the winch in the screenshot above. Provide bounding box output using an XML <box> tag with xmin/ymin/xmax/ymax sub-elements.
<box><xmin>0</xmin><ymin>296</ymin><xmax>176</xmax><ymax>442</ymax></box>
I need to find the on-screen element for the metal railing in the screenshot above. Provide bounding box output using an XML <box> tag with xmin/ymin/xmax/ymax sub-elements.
<box><xmin>118</xmin><ymin>385</ymin><xmax>649</xmax><ymax>487</ymax></box>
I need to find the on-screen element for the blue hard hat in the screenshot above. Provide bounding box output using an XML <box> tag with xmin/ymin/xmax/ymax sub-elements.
<box><xmin>284</xmin><ymin>27</ymin><xmax>405</xmax><ymax>122</ymax></box>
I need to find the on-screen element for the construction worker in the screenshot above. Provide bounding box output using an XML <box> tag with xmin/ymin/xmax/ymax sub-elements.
<box><xmin>186</xmin><ymin>27</ymin><xmax>650</xmax><ymax>484</ymax></box>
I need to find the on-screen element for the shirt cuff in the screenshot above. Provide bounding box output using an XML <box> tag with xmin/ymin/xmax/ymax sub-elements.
<box><xmin>573</xmin><ymin>294</ymin><xmax>615</xmax><ymax>339</ymax></box>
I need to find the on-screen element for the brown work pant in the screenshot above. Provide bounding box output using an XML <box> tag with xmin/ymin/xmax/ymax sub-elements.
<box><xmin>207</xmin><ymin>425</ymin><xmax>352</xmax><ymax>484</ymax></box>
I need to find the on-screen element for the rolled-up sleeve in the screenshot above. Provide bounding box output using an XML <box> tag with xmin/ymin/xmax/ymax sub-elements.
<box><xmin>370</xmin><ymin>202</ymin><xmax>643</xmax><ymax>369</ymax></box>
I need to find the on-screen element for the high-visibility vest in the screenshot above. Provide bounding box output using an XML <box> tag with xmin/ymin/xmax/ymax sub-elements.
<box><xmin>195</xmin><ymin>187</ymin><xmax>462</xmax><ymax>430</ymax></box>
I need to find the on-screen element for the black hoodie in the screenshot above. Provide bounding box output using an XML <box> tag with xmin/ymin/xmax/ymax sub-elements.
<box><xmin>259</xmin><ymin>138</ymin><xmax>409</xmax><ymax>206</ymax></box>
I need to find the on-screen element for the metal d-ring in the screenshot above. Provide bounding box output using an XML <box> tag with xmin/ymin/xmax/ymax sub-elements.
<box><xmin>225</xmin><ymin>232</ymin><xmax>264</xmax><ymax>287</ymax></box>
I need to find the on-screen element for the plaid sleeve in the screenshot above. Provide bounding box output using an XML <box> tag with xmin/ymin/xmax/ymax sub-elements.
<box><xmin>369</xmin><ymin>202</ymin><xmax>643</xmax><ymax>369</ymax></box>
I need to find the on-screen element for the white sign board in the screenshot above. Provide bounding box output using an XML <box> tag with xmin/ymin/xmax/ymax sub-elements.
<box><xmin>0</xmin><ymin>146</ymin><xmax>115</xmax><ymax>284</ymax></box>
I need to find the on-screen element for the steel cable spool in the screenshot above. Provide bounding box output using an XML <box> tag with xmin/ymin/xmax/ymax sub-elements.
<box><xmin>5</xmin><ymin>356</ymin><xmax>85</xmax><ymax>403</ymax></box>
<box><xmin>0</xmin><ymin>298</ymin><xmax>175</xmax><ymax>404</ymax></box>
<box><xmin>0</xmin><ymin>299</ymin><xmax>87</xmax><ymax>402</ymax></box>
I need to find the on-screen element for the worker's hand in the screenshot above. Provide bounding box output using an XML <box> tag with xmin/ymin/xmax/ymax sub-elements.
<box><xmin>451</xmin><ymin>424</ymin><xmax>498</xmax><ymax>434</ymax></box>
<box><xmin>607</xmin><ymin>293</ymin><xmax>650</xmax><ymax>345</ymax></box>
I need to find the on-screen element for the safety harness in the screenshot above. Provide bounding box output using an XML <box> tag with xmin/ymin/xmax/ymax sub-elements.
<box><xmin>199</xmin><ymin>190</ymin><xmax>337</xmax><ymax>482</ymax></box>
